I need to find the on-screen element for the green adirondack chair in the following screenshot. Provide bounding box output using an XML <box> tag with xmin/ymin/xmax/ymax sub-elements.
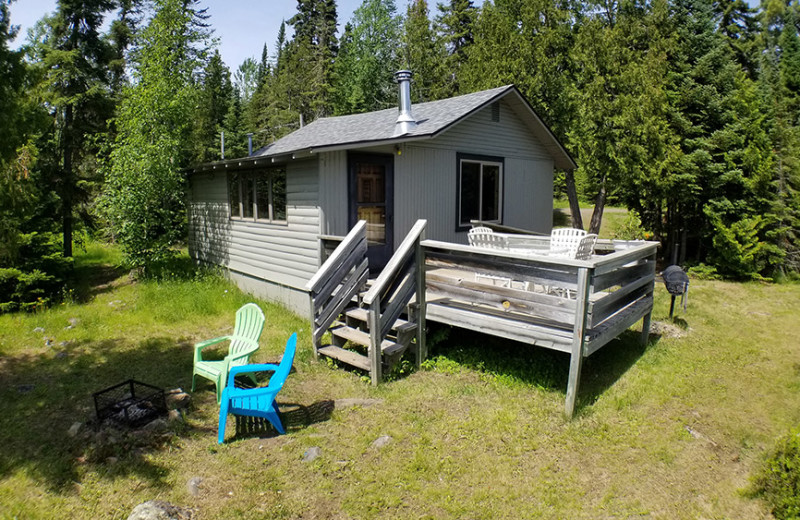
<box><xmin>192</xmin><ymin>303</ymin><xmax>266</xmax><ymax>403</ymax></box>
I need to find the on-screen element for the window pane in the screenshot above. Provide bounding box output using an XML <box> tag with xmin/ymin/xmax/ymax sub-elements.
<box><xmin>358</xmin><ymin>206</ymin><xmax>386</xmax><ymax>245</ymax></box>
<box><xmin>256</xmin><ymin>176</ymin><xmax>270</xmax><ymax>220</ymax></box>
<box><xmin>459</xmin><ymin>161</ymin><xmax>480</xmax><ymax>225</ymax></box>
<box><xmin>242</xmin><ymin>177</ymin><xmax>254</xmax><ymax>219</ymax></box>
<box><xmin>356</xmin><ymin>163</ymin><xmax>385</xmax><ymax>204</ymax></box>
<box><xmin>481</xmin><ymin>164</ymin><xmax>500</xmax><ymax>221</ymax></box>
<box><xmin>229</xmin><ymin>174</ymin><xmax>240</xmax><ymax>217</ymax></box>
<box><xmin>272</xmin><ymin>168</ymin><xmax>287</xmax><ymax>221</ymax></box>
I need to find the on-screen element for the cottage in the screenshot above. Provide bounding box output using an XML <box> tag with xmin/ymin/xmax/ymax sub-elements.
<box><xmin>187</xmin><ymin>71</ymin><xmax>576</xmax><ymax>314</ymax></box>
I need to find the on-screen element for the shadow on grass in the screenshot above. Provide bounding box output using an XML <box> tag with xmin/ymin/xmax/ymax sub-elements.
<box><xmin>553</xmin><ymin>208</ymin><xmax>571</xmax><ymax>227</ymax></box>
<box><xmin>0</xmin><ymin>335</ymin><xmax>195</xmax><ymax>493</ymax></box>
<box><xmin>228</xmin><ymin>400</ymin><xmax>336</xmax><ymax>441</ymax></box>
<box><xmin>71</xmin><ymin>263</ymin><xmax>127</xmax><ymax>302</ymax></box>
<box><xmin>426</xmin><ymin>322</ymin><xmax>662</xmax><ymax>415</ymax></box>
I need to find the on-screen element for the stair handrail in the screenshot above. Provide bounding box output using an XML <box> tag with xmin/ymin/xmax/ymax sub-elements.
<box><xmin>306</xmin><ymin>220</ymin><xmax>369</xmax><ymax>355</ymax></box>
<box><xmin>362</xmin><ymin>219</ymin><xmax>427</xmax><ymax>384</ymax></box>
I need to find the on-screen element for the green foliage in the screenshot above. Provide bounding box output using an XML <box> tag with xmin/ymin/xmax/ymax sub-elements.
<box><xmin>331</xmin><ymin>0</ymin><xmax>400</xmax><ymax>114</ymax></box>
<box><xmin>612</xmin><ymin>210</ymin><xmax>652</xmax><ymax>241</ymax></box>
<box><xmin>101</xmin><ymin>0</ymin><xmax>209</xmax><ymax>274</ymax></box>
<box><xmin>28</xmin><ymin>0</ymin><xmax>118</xmax><ymax>258</ymax></box>
<box><xmin>401</xmin><ymin>0</ymin><xmax>449</xmax><ymax>102</ymax></box>
<box><xmin>0</xmin><ymin>232</ymin><xmax>72</xmax><ymax>313</ymax></box>
<box><xmin>753</xmin><ymin>427</ymin><xmax>800</xmax><ymax>519</ymax></box>
<box><xmin>707</xmin><ymin>214</ymin><xmax>783</xmax><ymax>280</ymax></box>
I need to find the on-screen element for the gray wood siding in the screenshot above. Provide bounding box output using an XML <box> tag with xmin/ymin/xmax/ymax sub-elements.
<box><xmin>188</xmin><ymin>157</ymin><xmax>322</xmax><ymax>290</ymax></box>
<box><xmin>424</xmin><ymin>99</ymin><xmax>550</xmax><ymax>160</ymax></box>
<box><xmin>317</xmin><ymin>100</ymin><xmax>555</xmax><ymax>246</ymax></box>
<box><xmin>318</xmin><ymin>150</ymin><xmax>348</xmax><ymax>236</ymax></box>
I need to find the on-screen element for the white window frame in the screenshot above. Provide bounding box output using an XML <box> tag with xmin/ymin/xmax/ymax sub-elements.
<box><xmin>457</xmin><ymin>156</ymin><xmax>504</xmax><ymax>229</ymax></box>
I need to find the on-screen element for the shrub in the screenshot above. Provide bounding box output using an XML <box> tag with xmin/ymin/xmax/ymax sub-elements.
<box><xmin>0</xmin><ymin>232</ymin><xmax>72</xmax><ymax>313</ymax></box>
<box><xmin>753</xmin><ymin>427</ymin><xmax>800</xmax><ymax>519</ymax></box>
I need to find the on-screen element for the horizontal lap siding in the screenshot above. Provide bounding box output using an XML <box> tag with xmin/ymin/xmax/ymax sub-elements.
<box><xmin>188</xmin><ymin>158</ymin><xmax>321</xmax><ymax>290</ymax></box>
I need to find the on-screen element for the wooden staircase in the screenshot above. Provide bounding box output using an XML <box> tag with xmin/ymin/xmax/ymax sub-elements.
<box><xmin>318</xmin><ymin>305</ymin><xmax>418</xmax><ymax>372</ymax></box>
<box><xmin>305</xmin><ymin>220</ymin><xmax>427</xmax><ymax>385</ymax></box>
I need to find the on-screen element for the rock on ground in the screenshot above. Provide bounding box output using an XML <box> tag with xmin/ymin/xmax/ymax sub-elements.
<box><xmin>302</xmin><ymin>447</ymin><xmax>322</xmax><ymax>462</ymax></box>
<box><xmin>186</xmin><ymin>477</ymin><xmax>203</xmax><ymax>497</ymax></box>
<box><xmin>371</xmin><ymin>435</ymin><xmax>392</xmax><ymax>449</ymax></box>
<box><xmin>127</xmin><ymin>500</ymin><xmax>193</xmax><ymax>520</ymax></box>
<box><xmin>165</xmin><ymin>389</ymin><xmax>191</xmax><ymax>410</ymax></box>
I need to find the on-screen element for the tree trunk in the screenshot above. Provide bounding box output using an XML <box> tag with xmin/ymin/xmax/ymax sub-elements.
<box><xmin>62</xmin><ymin>105</ymin><xmax>73</xmax><ymax>258</ymax></box>
<box><xmin>564</xmin><ymin>169</ymin><xmax>584</xmax><ymax>230</ymax></box>
<box><xmin>588</xmin><ymin>175</ymin><xmax>607</xmax><ymax>234</ymax></box>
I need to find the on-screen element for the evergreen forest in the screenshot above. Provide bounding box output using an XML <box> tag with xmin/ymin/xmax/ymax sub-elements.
<box><xmin>2</xmin><ymin>0</ymin><xmax>800</xmax><ymax>312</ymax></box>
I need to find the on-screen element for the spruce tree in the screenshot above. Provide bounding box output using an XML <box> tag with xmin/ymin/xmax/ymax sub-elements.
<box><xmin>401</xmin><ymin>0</ymin><xmax>448</xmax><ymax>102</ymax></box>
<box><xmin>32</xmin><ymin>0</ymin><xmax>117</xmax><ymax>257</ymax></box>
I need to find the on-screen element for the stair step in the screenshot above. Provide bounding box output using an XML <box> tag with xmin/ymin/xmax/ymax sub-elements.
<box><xmin>318</xmin><ymin>346</ymin><xmax>370</xmax><ymax>371</ymax></box>
<box><xmin>344</xmin><ymin>308</ymin><xmax>417</xmax><ymax>334</ymax></box>
<box><xmin>330</xmin><ymin>325</ymin><xmax>405</xmax><ymax>355</ymax></box>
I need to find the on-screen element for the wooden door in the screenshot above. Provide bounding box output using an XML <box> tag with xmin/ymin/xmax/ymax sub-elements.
<box><xmin>348</xmin><ymin>153</ymin><xmax>394</xmax><ymax>271</ymax></box>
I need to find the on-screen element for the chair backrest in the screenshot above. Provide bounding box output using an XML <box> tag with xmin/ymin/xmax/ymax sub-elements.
<box><xmin>268</xmin><ymin>333</ymin><xmax>297</xmax><ymax>391</ymax></box>
<box><xmin>550</xmin><ymin>228</ymin><xmax>587</xmax><ymax>257</ymax></box>
<box><xmin>469</xmin><ymin>226</ymin><xmax>493</xmax><ymax>235</ymax></box>
<box><xmin>575</xmin><ymin>234</ymin><xmax>598</xmax><ymax>260</ymax></box>
<box><xmin>228</xmin><ymin>303</ymin><xmax>266</xmax><ymax>365</ymax></box>
<box><xmin>469</xmin><ymin>229</ymin><xmax>508</xmax><ymax>250</ymax></box>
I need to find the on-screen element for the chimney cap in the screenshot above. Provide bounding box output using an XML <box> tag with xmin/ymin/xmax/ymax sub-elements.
<box><xmin>395</xmin><ymin>70</ymin><xmax>413</xmax><ymax>82</ymax></box>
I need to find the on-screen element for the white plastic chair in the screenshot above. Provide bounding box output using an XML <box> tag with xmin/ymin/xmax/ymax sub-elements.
<box><xmin>468</xmin><ymin>227</ymin><xmax>512</xmax><ymax>287</ymax></box>
<box><xmin>550</xmin><ymin>228</ymin><xmax>587</xmax><ymax>258</ymax></box>
<box><xmin>575</xmin><ymin>234</ymin><xmax>598</xmax><ymax>260</ymax></box>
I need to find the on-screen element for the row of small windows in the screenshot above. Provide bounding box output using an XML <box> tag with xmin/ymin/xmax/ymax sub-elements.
<box><xmin>226</xmin><ymin>158</ymin><xmax>502</xmax><ymax>229</ymax></box>
<box><xmin>228</xmin><ymin>168</ymin><xmax>287</xmax><ymax>223</ymax></box>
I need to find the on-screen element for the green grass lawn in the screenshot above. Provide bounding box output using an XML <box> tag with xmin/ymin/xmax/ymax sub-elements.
<box><xmin>1</xmin><ymin>243</ymin><xmax>798</xmax><ymax>519</ymax></box>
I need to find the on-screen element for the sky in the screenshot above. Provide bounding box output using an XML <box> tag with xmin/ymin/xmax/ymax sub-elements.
<box><xmin>9</xmin><ymin>0</ymin><xmax>368</xmax><ymax>71</ymax></box>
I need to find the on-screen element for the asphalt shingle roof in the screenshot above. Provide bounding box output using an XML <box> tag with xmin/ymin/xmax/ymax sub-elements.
<box><xmin>254</xmin><ymin>85</ymin><xmax>515</xmax><ymax>157</ymax></box>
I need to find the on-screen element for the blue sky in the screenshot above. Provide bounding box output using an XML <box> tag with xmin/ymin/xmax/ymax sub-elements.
<box><xmin>10</xmin><ymin>0</ymin><xmax>368</xmax><ymax>70</ymax></box>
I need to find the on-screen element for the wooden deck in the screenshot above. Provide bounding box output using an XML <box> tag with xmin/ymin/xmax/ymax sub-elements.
<box><xmin>309</xmin><ymin>221</ymin><xmax>657</xmax><ymax>417</ymax></box>
<box><xmin>421</xmin><ymin>239</ymin><xmax>657</xmax><ymax>415</ymax></box>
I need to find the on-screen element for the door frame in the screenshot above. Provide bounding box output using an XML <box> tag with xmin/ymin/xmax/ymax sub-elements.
<box><xmin>347</xmin><ymin>152</ymin><xmax>395</xmax><ymax>270</ymax></box>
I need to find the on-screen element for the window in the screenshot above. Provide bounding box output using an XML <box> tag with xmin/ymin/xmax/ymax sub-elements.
<box><xmin>457</xmin><ymin>154</ymin><xmax>503</xmax><ymax>229</ymax></box>
<box><xmin>229</xmin><ymin>167</ymin><xmax>287</xmax><ymax>223</ymax></box>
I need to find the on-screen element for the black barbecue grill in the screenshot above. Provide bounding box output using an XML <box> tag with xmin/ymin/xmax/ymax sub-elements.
<box><xmin>662</xmin><ymin>265</ymin><xmax>689</xmax><ymax>318</ymax></box>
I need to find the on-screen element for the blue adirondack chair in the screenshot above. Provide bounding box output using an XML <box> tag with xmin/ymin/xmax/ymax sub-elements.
<box><xmin>218</xmin><ymin>332</ymin><xmax>298</xmax><ymax>444</ymax></box>
<box><xmin>192</xmin><ymin>303</ymin><xmax>265</xmax><ymax>403</ymax></box>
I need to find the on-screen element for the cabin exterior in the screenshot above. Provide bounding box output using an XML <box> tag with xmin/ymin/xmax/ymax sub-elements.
<box><xmin>187</xmin><ymin>76</ymin><xmax>576</xmax><ymax>314</ymax></box>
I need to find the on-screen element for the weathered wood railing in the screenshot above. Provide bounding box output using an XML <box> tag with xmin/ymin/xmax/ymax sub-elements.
<box><xmin>421</xmin><ymin>239</ymin><xmax>658</xmax><ymax>417</ymax></box>
<box><xmin>305</xmin><ymin>221</ymin><xmax>368</xmax><ymax>357</ymax></box>
<box><xmin>361</xmin><ymin>219</ymin><xmax>427</xmax><ymax>384</ymax></box>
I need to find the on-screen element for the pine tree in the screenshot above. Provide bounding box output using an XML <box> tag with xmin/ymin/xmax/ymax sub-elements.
<box><xmin>435</xmin><ymin>0</ymin><xmax>477</xmax><ymax>93</ymax></box>
<box><xmin>32</xmin><ymin>0</ymin><xmax>117</xmax><ymax>257</ymax></box>
<box><xmin>192</xmin><ymin>50</ymin><xmax>234</xmax><ymax>163</ymax></box>
<box><xmin>401</xmin><ymin>0</ymin><xmax>449</xmax><ymax>102</ymax></box>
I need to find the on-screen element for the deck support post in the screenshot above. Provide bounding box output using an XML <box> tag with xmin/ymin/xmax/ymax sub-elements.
<box><xmin>309</xmin><ymin>293</ymin><xmax>319</xmax><ymax>359</ymax></box>
<box><xmin>368</xmin><ymin>298</ymin><xmax>382</xmax><ymax>386</ymax></box>
<box><xmin>565</xmin><ymin>266</ymin><xmax>592</xmax><ymax>418</ymax></box>
<box><xmin>640</xmin><ymin>311</ymin><xmax>652</xmax><ymax>347</ymax></box>
<box><xmin>415</xmin><ymin>229</ymin><xmax>427</xmax><ymax>368</ymax></box>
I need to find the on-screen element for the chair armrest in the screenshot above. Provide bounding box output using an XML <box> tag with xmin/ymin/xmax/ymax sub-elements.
<box><xmin>224</xmin><ymin>342</ymin><xmax>260</xmax><ymax>366</ymax></box>
<box><xmin>194</xmin><ymin>336</ymin><xmax>231</xmax><ymax>362</ymax></box>
<box><xmin>226</xmin><ymin>363</ymin><xmax>280</xmax><ymax>387</ymax></box>
<box><xmin>224</xmin><ymin>385</ymin><xmax>280</xmax><ymax>400</ymax></box>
